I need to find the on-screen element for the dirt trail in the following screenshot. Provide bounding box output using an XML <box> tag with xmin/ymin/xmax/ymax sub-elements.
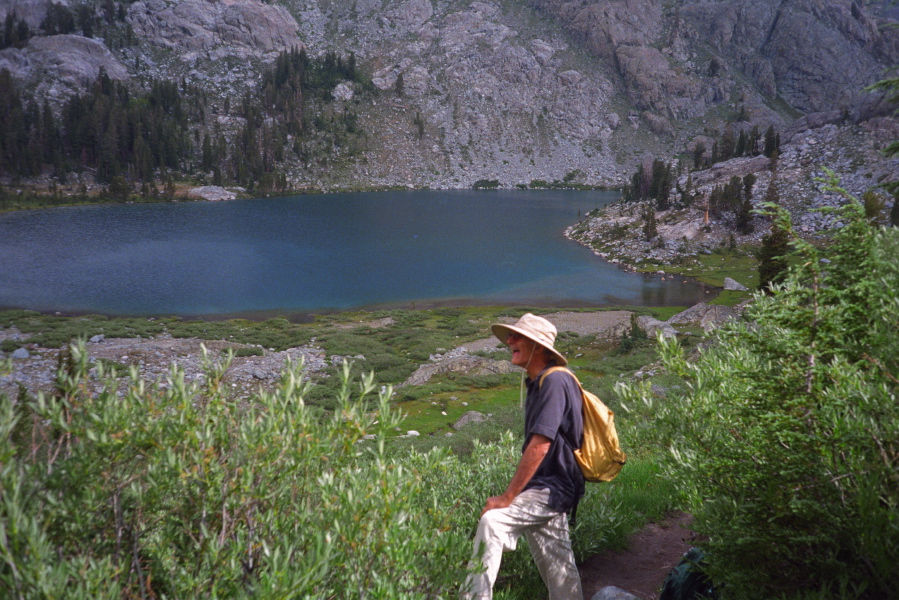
<box><xmin>580</xmin><ymin>512</ymin><xmax>695</xmax><ymax>600</ymax></box>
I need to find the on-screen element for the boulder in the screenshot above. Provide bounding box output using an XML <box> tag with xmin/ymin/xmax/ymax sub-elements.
<box><xmin>372</xmin><ymin>62</ymin><xmax>407</xmax><ymax>91</ymax></box>
<box><xmin>188</xmin><ymin>186</ymin><xmax>236</xmax><ymax>202</ymax></box>
<box><xmin>11</xmin><ymin>348</ymin><xmax>30</xmax><ymax>359</ymax></box>
<box><xmin>530</xmin><ymin>39</ymin><xmax>555</xmax><ymax>66</ymax></box>
<box><xmin>667</xmin><ymin>302</ymin><xmax>740</xmax><ymax>333</ymax></box>
<box><xmin>642</xmin><ymin>111</ymin><xmax>674</xmax><ymax>136</ymax></box>
<box><xmin>592</xmin><ymin>587</ymin><xmax>640</xmax><ymax>600</ymax></box>
<box><xmin>403</xmin><ymin>65</ymin><xmax>431</xmax><ymax>96</ymax></box>
<box><xmin>333</xmin><ymin>82</ymin><xmax>355</xmax><ymax>101</ymax></box>
<box><xmin>453</xmin><ymin>411</ymin><xmax>487</xmax><ymax>430</ymax></box>
<box><xmin>699</xmin><ymin>305</ymin><xmax>739</xmax><ymax>333</ymax></box>
<box><xmin>559</xmin><ymin>70</ymin><xmax>583</xmax><ymax>86</ymax></box>
<box><xmin>667</xmin><ymin>302</ymin><xmax>712</xmax><ymax>326</ymax></box>
<box><xmin>723</xmin><ymin>277</ymin><xmax>748</xmax><ymax>291</ymax></box>
<box><xmin>636</xmin><ymin>316</ymin><xmax>677</xmax><ymax>340</ymax></box>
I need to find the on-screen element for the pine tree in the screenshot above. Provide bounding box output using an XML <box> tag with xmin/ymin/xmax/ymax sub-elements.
<box><xmin>734</xmin><ymin>173</ymin><xmax>757</xmax><ymax>234</ymax></box>
<box><xmin>757</xmin><ymin>221</ymin><xmax>790</xmax><ymax>290</ymax></box>
<box><xmin>736</xmin><ymin>195</ymin><xmax>754</xmax><ymax>234</ymax></box>
<box><xmin>693</xmin><ymin>141</ymin><xmax>706</xmax><ymax>170</ymax></box>
<box><xmin>643</xmin><ymin>203</ymin><xmax>658</xmax><ymax>240</ymax></box>
<box><xmin>742</xmin><ymin>173</ymin><xmax>757</xmax><ymax>199</ymax></box>
<box><xmin>757</xmin><ymin>177</ymin><xmax>789</xmax><ymax>290</ymax></box>
<box><xmin>725</xmin><ymin>175</ymin><xmax>742</xmax><ymax>213</ymax></box>
<box><xmin>748</xmin><ymin>125</ymin><xmax>761</xmax><ymax>156</ymax></box>
<box><xmin>735</xmin><ymin>129</ymin><xmax>747</xmax><ymax>157</ymax></box>
<box><xmin>645</xmin><ymin>160</ymin><xmax>673</xmax><ymax>210</ymax></box>
<box><xmin>763</xmin><ymin>125</ymin><xmax>778</xmax><ymax>157</ymax></box>
<box><xmin>719</xmin><ymin>127</ymin><xmax>735</xmax><ymax>160</ymax></box>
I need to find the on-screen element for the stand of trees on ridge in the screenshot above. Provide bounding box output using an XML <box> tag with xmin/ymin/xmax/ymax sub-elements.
<box><xmin>2</xmin><ymin>1</ymin><xmax>135</xmax><ymax>52</ymax></box>
<box><xmin>0</xmin><ymin>46</ymin><xmax>370</xmax><ymax>198</ymax></box>
<box><xmin>621</xmin><ymin>120</ymin><xmax>782</xmax><ymax>220</ymax></box>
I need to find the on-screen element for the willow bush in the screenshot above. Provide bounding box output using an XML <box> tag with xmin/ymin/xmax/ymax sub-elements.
<box><xmin>618</xmin><ymin>181</ymin><xmax>899</xmax><ymax>599</ymax></box>
<box><xmin>0</xmin><ymin>347</ymin><xmax>481</xmax><ymax>599</ymax></box>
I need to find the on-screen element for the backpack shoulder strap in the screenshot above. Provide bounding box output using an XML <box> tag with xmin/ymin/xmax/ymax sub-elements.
<box><xmin>538</xmin><ymin>365</ymin><xmax>581</xmax><ymax>388</ymax></box>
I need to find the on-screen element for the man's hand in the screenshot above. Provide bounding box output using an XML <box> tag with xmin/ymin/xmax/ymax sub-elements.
<box><xmin>481</xmin><ymin>494</ymin><xmax>513</xmax><ymax>516</ymax></box>
<box><xmin>480</xmin><ymin>433</ymin><xmax>551</xmax><ymax>517</ymax></box>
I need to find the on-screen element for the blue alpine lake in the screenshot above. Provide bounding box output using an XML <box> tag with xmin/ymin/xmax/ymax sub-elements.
<box><xmin>0</xmin><ymin>190</ymin><xmax>709</xmax><ymax>316</ymax></box>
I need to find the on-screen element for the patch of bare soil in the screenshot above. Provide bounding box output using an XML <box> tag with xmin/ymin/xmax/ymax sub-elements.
<box><xmin>580</xmin><ymin>512</ymin><xmax>695</xmax><ymax>600</ymax></box>
<box><xmin>489</xmin><ymin>310</ymin><xmax>633</xmax><ymax>339</ymax></box>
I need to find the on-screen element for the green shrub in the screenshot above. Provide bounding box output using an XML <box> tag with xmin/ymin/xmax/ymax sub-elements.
<box><xmin>0</xmin><ymin>346</ymin><xmax>475</xmax><ymax>598</ymax></box>
<box><xmin>0</xmin><ymin>339</ymin><xmax>22</xmax><ymax>352</ymax></box>
<box><xmin>472</xmin><ymin>179</ymin><xmax>500</xmax><ymax>189</ymax></box>
<box><xmin>618</xmin><ymin>187</ymin><xmax>899</xmax><ymax>599</ymax></box>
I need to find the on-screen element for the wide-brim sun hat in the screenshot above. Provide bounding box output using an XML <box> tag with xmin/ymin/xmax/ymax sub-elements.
<box><xmin>491</xmin><ymin>312</ymin><xmax>567</xmax><ymax>365</ymax></box>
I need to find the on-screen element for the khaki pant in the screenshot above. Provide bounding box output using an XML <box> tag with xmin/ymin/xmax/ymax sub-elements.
<box><xmin>461</xmin><ymin>488</ymin><xmax>583</xmax><ymax>600</ymax></box>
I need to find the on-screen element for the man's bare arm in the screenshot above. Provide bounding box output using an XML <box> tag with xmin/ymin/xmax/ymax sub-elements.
<box><xmin>481</xmin><ymin>433</ymin><xmax>551</xmax><ymax>516</ymax></box>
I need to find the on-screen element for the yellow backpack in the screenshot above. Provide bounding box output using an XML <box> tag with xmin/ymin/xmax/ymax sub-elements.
<box><xmin>539</xmin><ymin>366</ymin><xmax>627</xmax><ymax>482</ymax></box>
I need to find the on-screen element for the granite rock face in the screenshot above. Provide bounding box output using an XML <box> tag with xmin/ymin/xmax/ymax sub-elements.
<box><xmin>528</xmin><ymin>0</ymin><xmax>899</xmax><ymax>123</ymax></box>
<box><xmin>3</xmin><ymin>0</ymin><xmax>899</xmax><ymax>192</ymax></box>
<box><xmin>0</xmin><ymin>35</ymin><xmax>130</xmax><ymax>100</ymax></box>
<box><xmin>400</xmin><ymin>355</ymin><xmax>517</xmax><ymax>387</ymax></box>
<box><xmin>187</xmin><ymin>186</ymin><xmax>237</xmax><ymax>202</ymax></box>
<box><xmin>0</xmin><ymin>0</ymin><xmax>55</xmax><ymax>28</ymax></box>
<box><xmin>128</xmin><ymin>0</ymin><xmax>303</xmax><ymax>58</ymax></box>
<box><xmin>679</xmin><ymin>0</ymin><xmax>899</xmax><ymax>114</ymax></box>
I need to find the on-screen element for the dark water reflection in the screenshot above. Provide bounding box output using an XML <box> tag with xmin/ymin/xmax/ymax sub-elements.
<box><xmin>0</xmin><ymin>190</ymin><xmax>709</xmax><ymax>316</ymax></box>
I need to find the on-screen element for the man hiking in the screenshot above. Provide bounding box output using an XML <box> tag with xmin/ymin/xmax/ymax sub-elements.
<box><xmin>462</xmin><ymin>313</ymin><xmax>585</xmax><ymax>600</ymax></box>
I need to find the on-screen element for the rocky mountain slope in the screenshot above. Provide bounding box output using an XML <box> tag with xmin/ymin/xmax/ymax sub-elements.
<box><xmin>1</xmin><ymin>0</ymin><xmax>898</xmax><ymax>191</ymax></box>
<box><xmin>568</xmin><ymin>113</ymin><xmax>899</xmax><ymax>273</ymax></box>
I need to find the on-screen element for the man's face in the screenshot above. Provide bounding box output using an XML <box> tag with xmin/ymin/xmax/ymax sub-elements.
<box><xmin>506</xmin><ymin>332</ymin><xmax>538</xmax><ymax>368</ymax></box>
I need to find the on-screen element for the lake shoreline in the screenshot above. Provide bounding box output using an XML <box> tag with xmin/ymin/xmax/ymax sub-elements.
<box><xmin>0</xmin><ymin>293</ymin><xmax>689</xmax><ymax>324</ymax></box>
<box><xmin>0</xmin><ymin>181</ymin><xmax>623</xmax><ymax>215</ymax></box>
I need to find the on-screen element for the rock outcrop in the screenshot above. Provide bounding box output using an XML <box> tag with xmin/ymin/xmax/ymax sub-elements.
<box><xmin>667</xmin><ymin>302</ymin><xmax>740</xmax><ymax>334</ymax></box>
<box><xmin>636</xmin><ymin>316</ymin><xmax>677</xmax><ymax>340</ymax></box>
<box><xmin>0</xmin><ymin>0</ymin><xmax>54</xmax><ymax>28</ymax></box>
<box><xmin>128</xmin><ymin>0</ymin><xmax>303</xmax><ymax>59</ymax></box>
<box><xmin>723</xmin><ymin>277</ymin><xmax>748</xmax><ymax>292</ymax></box>
<box><xmin>453</xmin><ymin>411</ymin><xmax>488</xmax><ymax>430</ymax></box>
<box><xmin>679</xmin><ymin>0</ymin><xmax>898</xmax><ymax>114</ymax></box>
<box><xmin>188</xmin><ymin>186</ymin><xmax>237</xmax><ymax>202</ymax></box>
<box><xmin>529</xmin><ymin>0</ymin><xmax>899</xmax><ymax>124</ymax></box>
<box><xmin>400</xmin><ymin>355</ymin><xmax>517</xmax><ymax>387</ymax></box>
<box><xmin>4</xmin><ymin>0</ymin><xmax>899</xmax><ymax>193</ymax></box>
<box><xmin>0</xmin><ymin>35</ymin><xmax>129</xmax><ymax>99</ymax></box>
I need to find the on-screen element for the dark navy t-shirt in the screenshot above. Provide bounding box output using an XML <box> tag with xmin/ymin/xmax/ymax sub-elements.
<box><xmin>522</xmin><ymin>365</ymin><xmax>586</xmax><ymax>513</ymax></box>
